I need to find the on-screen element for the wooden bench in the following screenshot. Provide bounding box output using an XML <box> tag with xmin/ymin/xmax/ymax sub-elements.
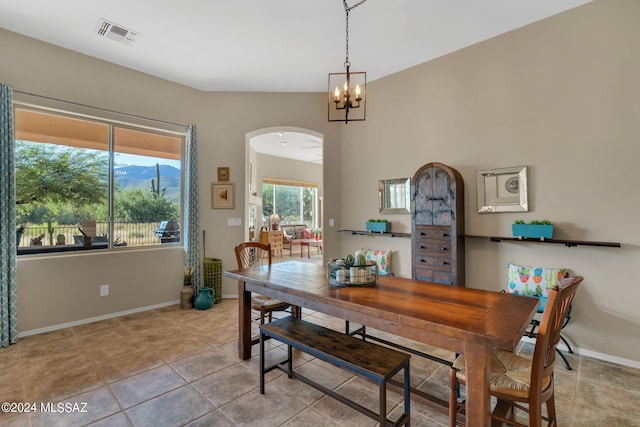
<box><xmin>260</xmin><ymin>316</ymin><xmax>410</xmax><ymax>426</ymax></box>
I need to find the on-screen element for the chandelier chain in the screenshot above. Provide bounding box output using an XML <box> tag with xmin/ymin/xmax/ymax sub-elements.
<box><xmin>343</xmin><ymin>0</ymin><xmax>368</xmax><ymax>68</ymax></box>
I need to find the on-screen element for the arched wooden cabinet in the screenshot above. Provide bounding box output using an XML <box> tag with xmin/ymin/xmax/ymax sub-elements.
<box><xmin>411</xmin><ymin>162</ymin><xmax>465</xmax><ymax>286</ymax></box>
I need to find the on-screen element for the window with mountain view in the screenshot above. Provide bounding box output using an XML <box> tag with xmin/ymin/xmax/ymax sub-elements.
<box><xmin>14</xmin><ymin>106</ymin><xmax>185</xmax><ymax>254</ymax></box>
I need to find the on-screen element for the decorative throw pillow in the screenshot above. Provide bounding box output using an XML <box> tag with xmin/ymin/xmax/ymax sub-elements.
<box><xmin>357</xmin><ymin>249</ymin><xmax>392</xmax><ymax>275</ymax></box>
<box><xmin>301</xmin><ymin>228</ymin><xmax>314</xmax><ymax>239</ymax></box>
<box><xmin>507</xmin><ymin>263</ymin><xmax>569</xmax><ymax>298</ymax></box>
<box><xmin>293</xmin><ymin>229</ymin><xmax>303</xmax><ymax>239</ymax></box>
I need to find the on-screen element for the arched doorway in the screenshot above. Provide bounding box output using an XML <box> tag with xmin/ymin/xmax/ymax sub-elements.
<box><xmin>244</xmin><ymin>127</ymin><xmax>323</xmax><ymax>249</ymax></box>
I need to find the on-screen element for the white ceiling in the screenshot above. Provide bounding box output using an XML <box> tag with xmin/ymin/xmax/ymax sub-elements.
<box><xmin>0</xmin><ymin>0</ymin><xmax>591</xmax><ymax>163</ymax></box>
<box><xmin>251</xmin><ymin>131</ymin><xmax>323</xmax><ymax>165</ymax></box>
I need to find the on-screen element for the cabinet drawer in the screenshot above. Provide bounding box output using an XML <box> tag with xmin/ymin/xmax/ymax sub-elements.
<box><xmin>414</xmin><ymin>267</ymin><xmax>455</xmax><ymax>285</ymax></box>
<box><xmin>432</xmin><ymin>271</ymin><xmax>455</xmax><ymax>285</ymax></box>
<box><xmin>413</xmin><ymin>268</ymin><xmax>433</xmax><ymax>282</ymax></box>
<box><xmin>414</xmin><ymin>241</ymin><xmax>451</xmax><ymax>257</ymax></box>
<box><xmin>414</xmin><ymin>225</ymin><xmax>452</xmax><ymax>241</ymax></box>
<box><xmin>414</xmin><ymin>256</ymin><xmax>452</xmax><ymax>272</ymax></box>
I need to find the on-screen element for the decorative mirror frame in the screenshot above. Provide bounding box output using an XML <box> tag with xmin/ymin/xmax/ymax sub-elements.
<box><xmin>378</xmin><ymin>178</ymin><xmax>411</xmax><ymax>214</ymax></box>
<box><xmin>477</xmin><ymin>166</ymin><xmax>528</xmax><ymax>213</ymax></box>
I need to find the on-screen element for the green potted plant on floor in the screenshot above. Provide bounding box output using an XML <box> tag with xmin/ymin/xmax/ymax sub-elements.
<box><xmin>180</xmin><ymin>267</ymin><xmax>194</xmax><ymax>309</ymax></box>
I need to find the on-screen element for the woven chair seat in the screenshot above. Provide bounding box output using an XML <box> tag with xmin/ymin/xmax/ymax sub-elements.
<box><xmin>453</xmin><ymin>349</ymin><xmax>552</xmax><ymax>400</ymax></box>
<box><xmin>251</xmin><ymin>295</ymin><xmax>290</xmax><ymax>311</ymax></box>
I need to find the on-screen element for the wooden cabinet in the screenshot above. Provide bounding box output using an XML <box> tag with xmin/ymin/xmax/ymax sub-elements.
<box><xmin>411</xmin><ymin>162</ymin><xmax>465</xmax><ymax>286</ymax></box>
<box><xmin>260</xmin><ymin>230</ymin><xmax>283</xmax><ymax>258</ymax></box>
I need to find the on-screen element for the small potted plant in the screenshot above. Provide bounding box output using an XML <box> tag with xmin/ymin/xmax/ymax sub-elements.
<box><xmin>183</xmin><ymin>266</ymin><xmax>193</xmax><ymax>286</ymax></box>
<box><xmin>181</xmin><ymin>266</ymin><xmax>194</xmax><ymax>310</ymax></box>
<box><xmin>312</xmin><ymin>227</ymin><xmax>323</xmax><ymax>240</ymax></box>
<box><xmin>366</xmin><ymin>219</ymin><xmax>390</xmax><ymax>233</ymax></box>
<box><xmin>30</xmin><ymin>234</ymin><xmax>45</xmax><ymax>246</ymax></box>
<box><xmin>512</xmin><ymin>219</ymin><xmax>554</xmax><ymax>239</ymax></box>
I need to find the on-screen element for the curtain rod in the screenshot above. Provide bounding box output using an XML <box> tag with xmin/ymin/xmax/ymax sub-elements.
<box><xmin>14</xmin><ymin>90</ymin><xmax>189</xmax><ymax>129</ymax></box>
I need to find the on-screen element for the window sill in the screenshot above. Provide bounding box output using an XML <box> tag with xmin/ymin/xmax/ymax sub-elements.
<box><xmin>17</xmin><ymin>243</ymin><xmax>109</xmax><ymax>256</ymax></box>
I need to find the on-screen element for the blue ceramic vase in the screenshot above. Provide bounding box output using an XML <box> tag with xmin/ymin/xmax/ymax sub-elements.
<box><xmin>194</xmin><ymin>287</ymin><xmax>214</xmax><ymax>310</ymax></box>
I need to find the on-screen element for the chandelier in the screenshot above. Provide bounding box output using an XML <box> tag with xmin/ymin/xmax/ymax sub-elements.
<box><xmin>328</xmin><ymin>0</ymin><xmax>368</xmax><ymax>123</ymax></box>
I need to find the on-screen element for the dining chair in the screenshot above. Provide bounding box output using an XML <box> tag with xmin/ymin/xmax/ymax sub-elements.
<box><xmin>506</xmin><ymin>263</ymin><xmax>576</xmax><ymax>370</ymax></box>
<box><xmin>448</xmin><ymin>275</ymin><xmax>583</xmax><ymax>427</ymax></box>
<box><xmin>234</xmin><ymin>241</ymin><xmax>294</xmax><ymax>325</ymax></box>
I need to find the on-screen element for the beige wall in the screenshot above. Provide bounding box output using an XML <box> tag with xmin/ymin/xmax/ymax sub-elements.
<box><xmin>0</xmin><ymin>28</ymin><xmax>341</xmax><ymax>332</ymax></box>
<box><xmin>336</xmin><ymin>0</ymin><xmax>640</xmax><ymax>364</ymax></box>
<box><xmin>1</xmin><ymin>0</ymin><xmax>639</xmax><ymax>364</ymax></box>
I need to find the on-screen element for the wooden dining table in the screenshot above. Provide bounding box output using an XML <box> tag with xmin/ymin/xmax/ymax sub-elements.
<box><xmin>224</xmin><ymin>261</ymin><xmax>538</xmax><ymax>427</ymax></box>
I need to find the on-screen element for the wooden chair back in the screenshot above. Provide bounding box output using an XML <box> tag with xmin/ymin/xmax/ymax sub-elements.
<box><xmin>235</xmin><ymin>241</ymin><xmax>272</xmax><ymax>269</ymax></box>
<box><xmin>530</xmin><ymin>275</ymin><xmax>583</xmax><ymax>396</ymax></box>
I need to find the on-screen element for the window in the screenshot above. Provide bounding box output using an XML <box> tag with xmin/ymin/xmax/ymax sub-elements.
<box><xmin>14</xmin><ymin>97</ymin><xmax>186</xmax><ymax>255</ymax></box>
<box><xmin>262</xmin><ymin>178</ymin><xmax>318</xmax><ymax>227</ymax></box>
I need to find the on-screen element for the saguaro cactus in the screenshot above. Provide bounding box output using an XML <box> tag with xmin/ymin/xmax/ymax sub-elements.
<box><xmin>150</xmin><ymin>163</ymin><xmax>166</xmax><ymax>196</ymax></box>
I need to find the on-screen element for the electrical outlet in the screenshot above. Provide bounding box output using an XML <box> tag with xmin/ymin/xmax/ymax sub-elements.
<box><xmin>100</xmin><ymin>284</ymin><xmax>109</xmax><ymax>296</ymax></box>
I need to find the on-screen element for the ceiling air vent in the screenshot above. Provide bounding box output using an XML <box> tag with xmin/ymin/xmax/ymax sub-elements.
<box><xmin>94</xmin><ymin>19</ymin><xmax>139</xmax><ymax>45</ymax></box>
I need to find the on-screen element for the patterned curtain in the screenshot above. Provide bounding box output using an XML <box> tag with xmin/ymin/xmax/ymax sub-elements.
<box><xmin>0</xmin><ymin>83</ymin><xmax>18</xmax><ymax>347</ymax></box>
<box><xmin>183</xmin><ymin>125</ymin><xmax>200</xmax><ymax>288</ymax></box>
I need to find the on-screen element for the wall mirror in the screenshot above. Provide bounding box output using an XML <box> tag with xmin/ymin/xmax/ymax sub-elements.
<box><xmin>477</xmin><ymin>166</ymin><xmax>528</xmax><ymax>213</ymax></box>
<box><xmin>378</xmin><ymin>178</ymin><xmax>411</xmax><ymax>214</ymax></box>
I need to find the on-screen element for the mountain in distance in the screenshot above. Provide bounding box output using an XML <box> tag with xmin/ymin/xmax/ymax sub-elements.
<box><xmin>114</xmin><ymin>164</ymin><xmax>181</xmax><ymax>200</ymax></box>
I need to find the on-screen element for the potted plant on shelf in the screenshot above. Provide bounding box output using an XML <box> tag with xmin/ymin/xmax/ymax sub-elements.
<box><xmin>366</xmin><ymin>219</ymin><xmax>391</xmax><ymax>233</ymax></box>
<box><xmin>512</xmin><ymin>219</ymin><xmax>554</xmax><ymax>239</ymax></box>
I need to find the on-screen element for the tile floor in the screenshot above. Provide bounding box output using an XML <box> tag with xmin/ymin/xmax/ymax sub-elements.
<box><xmin>1</xmin><ymin>298</ymin><xmax>640</xmax><ymax>426</ymax></box>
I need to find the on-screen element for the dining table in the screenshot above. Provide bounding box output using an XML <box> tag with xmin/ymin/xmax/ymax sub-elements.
<box><xmin>224</xmin><ymin>261</ymin><xmax>538</xmax><ymax>427</ymax></box>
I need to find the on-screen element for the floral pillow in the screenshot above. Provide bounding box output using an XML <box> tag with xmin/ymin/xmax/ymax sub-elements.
<box><xmin>356</xmin><ymin>249</ymin><xmax>392</xmax><ymax>275</ymax></box>
<box><xmin>507</xmin><ymin>263</ymin><xmax>569</xmax><ymax>298</ymax></box>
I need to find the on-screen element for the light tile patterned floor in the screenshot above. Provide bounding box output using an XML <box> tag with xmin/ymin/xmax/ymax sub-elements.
<box><xmin>1</xmin><ymin>290</ymin><xmax>639</xmax><ymax>426</ymax></box>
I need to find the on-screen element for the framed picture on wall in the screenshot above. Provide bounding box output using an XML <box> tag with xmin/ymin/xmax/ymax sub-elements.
<box><xmin>217</xmin><ymin>167</ymin><xmax>230</xmax><ymax>182</ymax></box>
<box><xmin>477</xmin><ymin>166</ymin><xmax>528</xmax><ymax>213</ymax></box>
<box><xmin>211</xmin><ymin>183</ymin><xmax>234</xmax><ymax>209</ymax></box>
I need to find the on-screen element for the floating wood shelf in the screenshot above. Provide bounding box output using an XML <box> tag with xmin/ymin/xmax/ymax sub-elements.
<box><xmin>464</xmin><ymin>235</ymin><xmax>621</xmax><ymax>248</ymax></box>
<box><xmin>337</xmin><ymin>229</ymin><xmax>411</xmax><ymax>238</ymax></box>
<box><xmin>338</xmin><ymin>230</ymin><xmax>621</xmax><ymax>248</ymax></box>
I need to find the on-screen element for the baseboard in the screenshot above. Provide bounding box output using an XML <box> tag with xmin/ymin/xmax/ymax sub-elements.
<box><xmin>520</xmin><ymin>336</ymin><xmax>640</xmax><ymax>369</ymax></box>
<box><xmin>18</xmin><ymin>300</ymin><xmax>180</xmax><ymax>338</ymax></box>
<box><xmin>574</xmin><ymin>347</ymin><xmax>640</xmax><ymax>370</ymax></box>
